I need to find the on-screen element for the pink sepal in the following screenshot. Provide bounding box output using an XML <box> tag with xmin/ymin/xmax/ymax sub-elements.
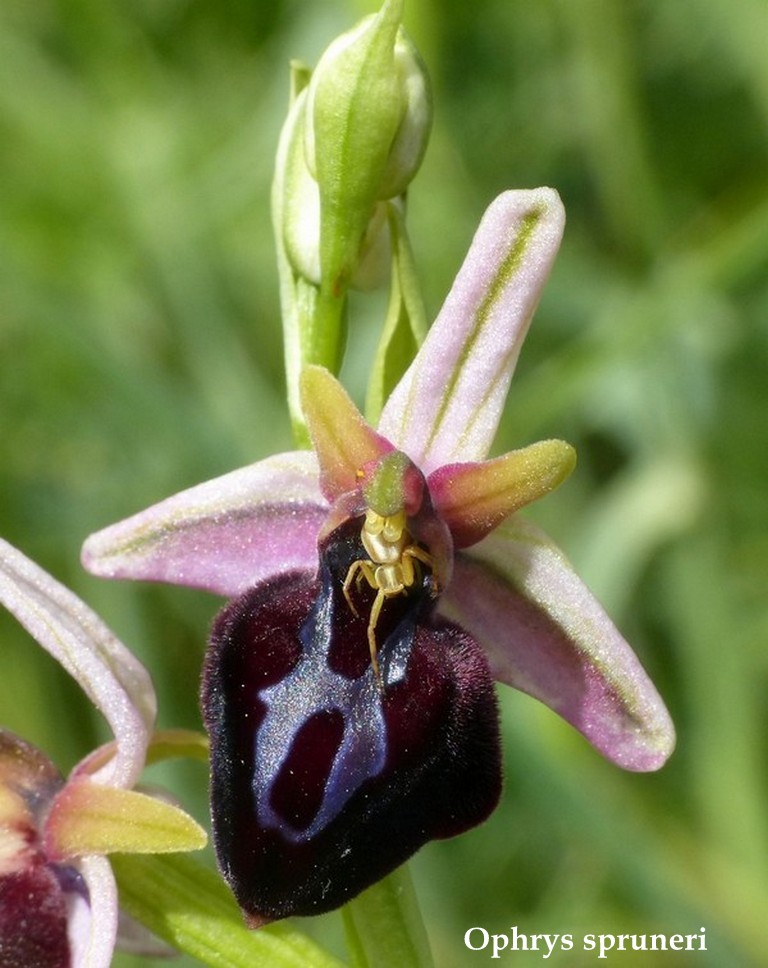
<box><xmin>82</xmin><ymin>452</ymin><xmax>327</xmax><ymax>598</ymax></box>
<box><xmin>0</xmin><ymin>539</ymin><xmax>154</xmax><ymax>789</ymax></box>
<box><xmin>380</xmin><ymin>188</ymin><xmax>565</xmax><ymax>473</ymax></box>
<box><xmin>71</xmin><ymin>856</ymin><xmax>118</xmax><ymax>968</ymax></box>
<box><xmin>441</xmin><ymin>518</ymin><xmax>675</xmax><ymax>771</ymax></box>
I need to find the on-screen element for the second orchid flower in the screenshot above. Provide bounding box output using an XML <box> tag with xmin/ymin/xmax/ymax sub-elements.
<box><xmin>0</xmin><ymin>539</ymin><xmax>206</xmax><ymax>967</ymax></box>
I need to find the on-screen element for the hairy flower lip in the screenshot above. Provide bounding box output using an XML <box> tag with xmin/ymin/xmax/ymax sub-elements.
<box><xmin>81</xmin><ymin>188</ymin><xmax>674</xmax><ymax>774</ymax></box>
<box><xmin>202</xmin><ymin>544</ymin><xmax>501</xmax><ymax>922</ymax></box>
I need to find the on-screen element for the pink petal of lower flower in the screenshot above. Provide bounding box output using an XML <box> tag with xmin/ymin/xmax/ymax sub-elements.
<box><xmin>379</xmin><ymin>188</ymin><xmax>565</xmax><ymax>473</ymax></box>
<box><xmin>440</xmin><ymin>518</ymin><xmax>675</xmax><ymax>771</ymax></box>
<box><xmin>82</xmin><ymin>451</ymin><xmax>327</xmax><ymax>598</ymax></box>
<box><xmin>71</xmin><ymin>856</ymin><xmax>118</xmax><ymax>968</ymax></box>
<box><xmin>0</xmin><ymin>540</ymin><xmax>155</xmax><ymax>790</ymax></box>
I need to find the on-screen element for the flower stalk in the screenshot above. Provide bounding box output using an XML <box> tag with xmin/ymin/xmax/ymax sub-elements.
<box><xmin>273</xmin><ymin>0</ymin><xmax>431</xmax><ymax>440</ymax></box>
<box><xmin>342</xmin><ymin>866</ymin><xmax>434</xmax><ymax>968</ymax></box>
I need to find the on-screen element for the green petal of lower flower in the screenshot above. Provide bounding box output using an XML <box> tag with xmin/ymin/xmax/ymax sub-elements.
<box><xmin>45</xmin><ymin>779</ymin><xmax>207</xmax><ymax>859</ymax></box>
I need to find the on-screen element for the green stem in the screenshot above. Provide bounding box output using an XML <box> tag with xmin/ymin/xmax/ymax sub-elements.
<box><xmin>313</xmin><ymin>284</ymin><xmax>349</xmax><ymax>376</ymax></box>
<box><xmin>341</xmin><ymin>865</ymin><xmax>434</xmax><ymax>968</ymax></box>
<box><xmin>365</xmin><ymin>202</ymin><xmax>427</xmax><ymax>423</ymax></box>
<box><xmin>112</xmin><ymin>854</ymin><xmax>346</xmax><ymax>968</ymax></box>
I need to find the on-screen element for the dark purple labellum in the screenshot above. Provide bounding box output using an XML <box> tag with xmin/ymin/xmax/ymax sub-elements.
<box><xmin>0</xmin><ymin>731</ymin><xmax>89</xmax><ymax>968</ymax></box>
<box><xmin>202</xmin><ymin>520</ymin><xmax>501</xmax><ymax>922</ymax></box>
<box><xmin>0</xmin><ymin>862</ymin><xmax>72</xmax><ymax>968</ymax></box>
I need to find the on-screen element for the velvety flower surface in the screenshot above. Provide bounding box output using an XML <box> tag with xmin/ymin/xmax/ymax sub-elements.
<box><xmin>203</xmin><ymin>521</ymin><xmax>500</xmax><ymax>921</ymax></box>
<box><xmin>82</xmin><ymin>189</ymin><xmax>675</xmax><ymax>924</ymax></box>
<box><xmin>0</xmin><ymin>539</ymin><xmax>206</xmax><ymax>967</ymax></box>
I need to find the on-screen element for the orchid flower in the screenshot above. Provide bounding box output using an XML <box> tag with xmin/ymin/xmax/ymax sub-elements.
<box><xmin>82</xmin><ymin>188</ymin><xmax>675</xmax><ymax>926</ymax></box>
<box><xmin>0</xmin><ymin>539</ymin><xmax>207</xmax><ymax>967</ymax></box>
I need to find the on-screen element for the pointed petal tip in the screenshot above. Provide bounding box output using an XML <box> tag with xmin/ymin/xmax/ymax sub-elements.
<box><xmin>300</xmin><ymin>365</ymin><xmax>392</xmax><ymax>499</ymax></box>
<box><xmin>485</xmin><ymin>187</ymin><xmax>566</xmax><ymax>259</ymax></box>
<box><xmin>80</xmin><ymin>452</ymin><xmax>326</xmax><ymax>597</ymax></box>
<box><xmin>80</xmin><ymin>531</ymin><xmax>118</xmax><ymax>579</ymax></box>
<box><xmin>444</xmin><ymin>519</ymin><xmax>677</xmax><ymax>775</ymax></box>
<box><xmin>630</xmin><ymin>742</ymin><xmax>676</xmax><ymax>773</ymax></box>
<box><xmin>495</xmin><ymin>185</ymin><xmax>565</xmax><ymax>223</ymax></box>
<box><xmin>380</xmin><ymin>186</ymin><xmax>566</xmax><ymax>470</ymax></box>
<box><xmin>576</xmin><ymin>692</ymin><xmax>676</xmax><ymax>773</ymax></box>
<box><xmin>553</xmin><ymin>438</ymin><xmax>577</xmax><ymax>475</ymax></box>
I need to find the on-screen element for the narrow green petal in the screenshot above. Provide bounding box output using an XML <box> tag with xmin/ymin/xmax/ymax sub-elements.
<box><xmin>45</xmin><ymin>779</ymin><xmax>207</xmax><ymax>859</ymax></box>
<box><xmin>301</xmin><ymin>365</ymin><xmax>392</xmax><ymax>499</ymax></box>
<box><xmin>429</xmin><ymin>439</ymin><xmax>577</xmax><ymax>547</ymax></box>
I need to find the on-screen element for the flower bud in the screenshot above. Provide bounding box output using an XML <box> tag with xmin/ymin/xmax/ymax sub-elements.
<box><xmin>304</xmin><ymin>7</ymin><xmax>431</xmax><ymax>202</ymax></box>
<box><xmin>377</xmin><ymin>30</ymin><xmax>432</xmax><ymax>199</ymax></box>
<box><xmin>278</xmin><ymin>90</ymin><xmax>394</xmax><ymax>293</ymax></box>
<box><xmin>303</xmin><ymin>0</ymin><xmax>432</xmax><ymax>295</ymax></box>
<box><xmin>279</xmin><ymin>87</ymin><xmax>322</xmax><ymax>286</ymax></box>
<box><xmin>271</xmin><ymin>1</ymin><xmax>432</xmax><ymax>437</ymax></box>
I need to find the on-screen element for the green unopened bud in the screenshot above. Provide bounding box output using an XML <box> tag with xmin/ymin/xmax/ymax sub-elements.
<box><xmin>304</xmin><ymin>0</ymin><xmax>432</xmax><ymax>296</ymax></box>
<box><xmin>305</xmin><ymin>5</ymin><xmax>431</xmax><ymax>202</ymax></box>
<box><xmin>279</xmin><ymin>94</ymin><xmax>395</xmax><ymax>292</ymax></box>
<box><xmin>271</xmin><ymin>2</ymin><xmax>432</xmax><ymax>443</ymax></box>
<box><xmin>279</xmin><ymin>87</ymin><xmax>322</xmax><ymax>286</ymax></box>
<box><xmin>377</xmin><ymin>31</ymin><xmax>432</xmax><ymax>198</ymax></box>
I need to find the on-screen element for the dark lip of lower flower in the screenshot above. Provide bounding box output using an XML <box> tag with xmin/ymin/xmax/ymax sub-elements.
<box><xmin>0</xmin><ymin>846</ymin><xmax>77</xmax><ymax>968</ymax></box>
<box><xmin>0</xmin><ymin>729</ymin><xmax>88</xmax><ymax>968</ymax></box>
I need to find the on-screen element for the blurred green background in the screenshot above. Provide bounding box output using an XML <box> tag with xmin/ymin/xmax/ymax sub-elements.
<box><xmin>1</xmin><ymin>0</ymin><xmax>766</xmax><ymax>965</ymax></box>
